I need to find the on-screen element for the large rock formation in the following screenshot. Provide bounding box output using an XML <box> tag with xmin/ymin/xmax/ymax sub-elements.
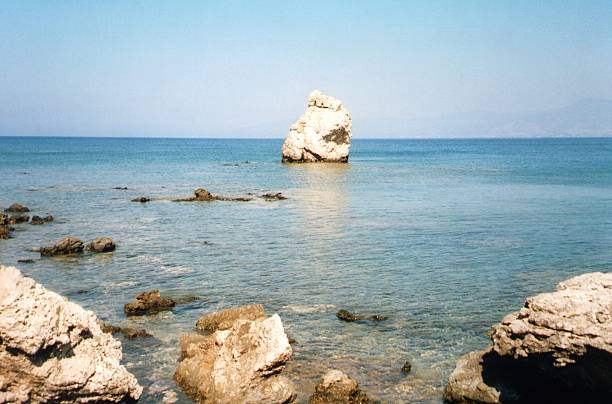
<box><xmin>175</xmin><ymin>314</ymin><xmax>295</xmax><ymax>403</ymax></box>
<box><xmin>0</xmin><ymin>266</ymin><xmax>142</xmax><ymax>403</ymax></box>
<box><xmin>445</xmin><ymin>272</ymin><xmax>612</xmax><ymax>403</ymax></box>
<box><xmin>282</xmin><ymin>90</ymin><xmax>352</xmax><ymax>163</ymax></box>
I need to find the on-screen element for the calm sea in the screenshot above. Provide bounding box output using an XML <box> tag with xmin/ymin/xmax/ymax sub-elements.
<box><xmin>1</xmin><ymin>137</ymin><xmax>611</xmax><ymax>402</ymax></box>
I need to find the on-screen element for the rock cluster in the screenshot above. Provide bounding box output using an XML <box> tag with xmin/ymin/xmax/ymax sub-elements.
<box><xmin>124</xmin><ymin>290</ymin><xmax>176</xmax><ymax>315</ymax></box>
<box><xmin>282</xmin><ymin>90</ymin><xmax>352</xmax><ymax>163</ymax></box>
<box><xmin>175</xmin><ymin>313</ymin><xmax>295</xmax><ymax>403</ymax></box>
<box><xmin>173</xmin><ymin>187</ymin><xmax>253</xmax><ymax>203</ymax></box>
<box><xmin>309</xmin><ymin>370</ymin><xmax>370</xmax><ymax>404</ymax></box>
<box><xmin>4</xmin><ymin>203</ymin><xmax>29</xmax><ymax>213</ymax></box>
<box><xmin>445</xmin><ymin>272</ymin><xmax>612</xmax><ymax>403</ymax></box>
<box><xmin>0</xmin><ymin>266</ymin><xmax>142</xmax><ymax>402</ymax></box>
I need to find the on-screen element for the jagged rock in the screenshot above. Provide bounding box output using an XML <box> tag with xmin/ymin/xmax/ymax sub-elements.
<box><xmin>88</xmin><ymin>237</ymin><xmax>116</xmax><ymax>253</ymax></box>
<box><xmin>444</xmin><ymin>272</ymin><xmax>612</xmax><ymax>403</ymax></box>
<box><xmin>40</xmin><ymin>236</ymin><xmax>84</xmax><ymax>256</ymax></box>
<box><xmin>0</xmin><ymin>266</ymin><xmax>142</xmax><ymax>403</ymax></box>
<box><xmin>309</xmin><ymin>370</ymin><xmax>370</xmax><ymax>404</ymax></box>
<box><xmin>30</xmin><ymin>215</ymin><xmax>44</xmax><ymax>225</ymax></box>
<box><xmin>282</xmin><ymin>90</ymin><xmax>352</xmax><ymax>163</ymax></box>
<box><xmin>131</xmin><ymin>196</ymin><xmax>151</xmax><ymax>203</ymax></box>
<box><xmin>196</xmin><ymin>304</ymin><xmax>266</xmax><ymax>332</ymax></box>
<box><xmin>175</xmin><ymin>314</ymin><xmax>295</xmax><ymax>403</ymax></box>
<box><xmin>262</xmin><ymin>192</ymin><xmax>288</xmax><ymax>201</ymax></box>
<box><xmin>336</xmin><ymin>310</ymin><xmax>388</xmax><ymax>322</ymax></box>
<box><xmin>124</xmin><ymin>290</ymin><xmax>176</xmax><ymax>315</ymax></box>
<box><xmin>4</xmin><ymin>203</ymin><xmax>29</xmax><ymax>213</ymax></box>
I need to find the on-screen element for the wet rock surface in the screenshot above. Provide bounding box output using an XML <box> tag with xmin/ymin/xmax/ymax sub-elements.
<box><xmin>124</xmin><ymin>290</ymin><xmax>176</xmax><ymax>315</ymax></box>
<box><xmin>309</xmin><ymin>370</ymin><xmax>370</xmax><ymax>404</ymax></box>
<box><xmin>262</xmin><ymin>192</ymin><xmax>288</xmax><ymax>201</ymax></box>
<box><xmin>30</xmin><ymin>215</ymin><xmax>44</xmax><ymax>225</ymax></box>
<box><xmin>0</xmin><ymin>225</ymin><xmax>12</xmax><ymax>240</ymax></box>
<box><xmin>0</xmin><ymin>266</ymin><xmax>142</xmax><ymax>402</ymax></box>
<box><xmin>16</xmin><ymin>259</ymin><xmax>34</xmax><ymax>264</ymax></box>
<box><xmin>196</xmin><ymin>303</ymin><xmax>266</xmax><ymax>332</ymax></box>
<box><xmin>174</xmin><ymin>187</ymin><xmax>253</xmax><ymax>202</ymax></box>
<box><xmin>175</xmin><ymin>314</ymin><xmax>295</xmax><ymax>403</ymax></box>
<box><xmin>40</xmin><ymin>236</ymin><xmax>85</xmax><ymax>256</ymax></box>
<box><xmin>401</xmin><ymin>361</ymin><xmax>412</xmax><ymax>374</ymax></box>
<box><xmin>99</xmin><ymin>321</ymin><xmax>153</xmax><ymax>339</ymax></box>
<box><xmin>131</xmin><ymin>196</ymin><xmax>151</xmax><ymax>203</ymax></box>
<box><xmin>282</xmin><ymin>90</ymin><xmax>352</xmax><ymax>163</ymax></box>
<box><xmin>8</xmin><ymin>215</ymin><xmax>29</xmax><ymax>224</ymax></box>
<box><xmin>4</xmin><ymin>203</ymin><xmax>29</xmax><ymax>213</ymax></box>
<box><xmin>336</xmin><ymin>309</ymin><xmax>388</xmax><ymax>322</ymax></box>
<box><xmin>445</xmin><ymin>272</ymin><xmax>612</xmax><ymax>403</ymax></box>
<box><xmin>88</xmin><ymin>237</ymin><xmax>116</xmax><ymax>253</ymax></box>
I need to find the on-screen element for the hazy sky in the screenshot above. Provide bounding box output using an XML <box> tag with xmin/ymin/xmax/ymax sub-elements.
<box><xmin>1</xmin><ymin>1</ymin><xmax>611</xmax><ymax>137</ymax></box>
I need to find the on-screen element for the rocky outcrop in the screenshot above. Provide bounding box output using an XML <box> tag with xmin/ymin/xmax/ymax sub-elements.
<box><xmin>444</xmin><ymin>272</ymin><xmax>612</xmax><ymax>403</ymax></box>
<box><xmin>40</xmin><ymin>236</ymin><xmax>85</xmax><ymax>256</ymax></box>
<box><xmin>175</xmin><ymin>314</ymin><xmax>295</xmax><ymax>403</ymax></box>
<box><xmin>196</xmin><ymin>304</ymin><xmax>266</xmax><ymax>332</ymax></box>
<box><xmin>309</xmin><ymin>370</ymin><xmax>370</xmax><ymax>404</ymax></box>
<box><xmin>0</xmin><ymin>266</ymin><xmax>142</xmax><ymax>402</ymax></box>
<box><xmin>88</xmin><ymin>237</ymin><xmax>116</xmax><ymax>253</ymax></box>
<box><xmin>282</xmin><ymin>90</ymin><xmax>352</xmax><ymax>163</ymax></box>
<box><xmin>124</xmin><ymin>290</ymin><xmax>176</xmax><ymax>315</ymax></box>
<box><xmin>4</xmin><ymin>203</ymin><xmax>29</xmax><ymax>213</ymax></box>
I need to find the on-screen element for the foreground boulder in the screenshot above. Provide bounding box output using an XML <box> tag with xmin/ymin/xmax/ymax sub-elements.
<box><xmin>196</xmin><ymin>303</ymin><xmax>266</xmax><ymax>332</ymax></box>
<box><xmin>0</xmin><ymin>266</ymin><xmax>142</xmax><ymax>402</ymax></box>
<box><xmin>4</xmin><ymin>203</ymin><xmax>29</xmax><ymax>213</ymax></box>
<box><xmin>124</xmin><ymin>290</ymin><xmax>176</xmax><ymax>315</ymax></box>
<box><xmin>282</xmin><ymin>90</ymin><xmax>352</xmax><ymax>163</ymax></box>
<box><xmin>40</xmin><ymin>236</ymin><xmax>84</xmax><ymax>256</ymax></box>
<box><xmin>88</xmin><ymin>237</ymin><xmax>116</xmax><ymax>253</ymax></box>
<box><xmin>175</xmin><ymin>314</ymin><xmax>295</xmax><ymax>403</ymax></box>
<box><xmin>309</xmin><ymin>370</ymin><xmax>370</xmax><ymax>404</ymax></box>
<box><xmin>445</xmin><ymin>272</ymin><xmax>612</xmax><ymax>403</ymax></box>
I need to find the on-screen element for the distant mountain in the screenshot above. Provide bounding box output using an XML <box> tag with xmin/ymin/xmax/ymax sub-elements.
<box><xmin>355</xmin><ymin>99</ymin><xmax>612</xmax><ymax>138</ymax></box>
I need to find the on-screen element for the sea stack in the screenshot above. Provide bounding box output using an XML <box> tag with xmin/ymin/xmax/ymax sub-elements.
<box><xmin>281</xmin><ymin>90</ymin><xmax>352</xmax><ymax>163</ymax></box>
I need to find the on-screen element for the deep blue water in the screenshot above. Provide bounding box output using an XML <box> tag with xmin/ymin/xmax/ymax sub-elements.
<box><xmin>1</xmin><ymin>137</ymin><xmax>611</xmax><ymax>402</ymax></box>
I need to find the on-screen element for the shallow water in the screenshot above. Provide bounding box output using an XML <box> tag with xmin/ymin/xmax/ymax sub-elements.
<box><xmin>1</xmin><ymin>137</ymin><xmax>611</xmax><ymax>402</ymax></box>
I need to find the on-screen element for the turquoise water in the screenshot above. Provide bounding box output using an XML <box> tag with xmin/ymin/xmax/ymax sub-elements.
<box><xmin>1</xmin><ymin>137</ymin><xmax>611</xmax><ymax>402</ymax></box>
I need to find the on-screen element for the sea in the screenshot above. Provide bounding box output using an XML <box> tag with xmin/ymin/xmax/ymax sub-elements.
<box><xmin>1</xmin><ymin>136</ymin><xmax>611</xmax><ymax>402</ymax></box>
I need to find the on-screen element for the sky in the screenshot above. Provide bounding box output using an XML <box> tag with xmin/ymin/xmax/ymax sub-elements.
<box><xmin>1</xmin><ymin>0</ymin><xmax>611</xmax><ymax>138</ymax></box>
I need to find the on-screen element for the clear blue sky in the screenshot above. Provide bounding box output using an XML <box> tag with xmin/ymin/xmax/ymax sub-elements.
<box><xmin>1</xmin><ymin>1</ymin><xmax>611</xmax><ymax>137</ymax></box>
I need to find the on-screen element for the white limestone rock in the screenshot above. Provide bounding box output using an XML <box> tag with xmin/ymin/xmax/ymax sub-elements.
<box><xmin>0</xmin><ymin>265</ymin><xmax>142</xmax><ymax>403</ymax></box>
<box><xmin>282</xmin><ymin>90</ymin><xmax>352</xmax><ymax>163</ymax></box>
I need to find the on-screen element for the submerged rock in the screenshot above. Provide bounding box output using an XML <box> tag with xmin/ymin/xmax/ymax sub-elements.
<box><xmin>30</xmin><ymin>215</ymin><xmax>44</xmax><ymax>225</ymax></box>
<box><xmin>262</xmin><ymin>192</ymin><xmax>288</xmax><ymax>201</ymax></box>
<box><xmin>40</xmin><ymin>236</ymin><xmax>85</xmax><ymax>256</ymax></box>
<box><xmin>309</xmin><ymin>370</ymin><xmax>370</xmax><ymax>404</ymax></box>
<box><xmin>131</xmin><ymin>196</ymin><xmax>151</xmax><ymax>203</ymax></box>
<box><xmin>336</xmin><ymin>309</ymin><xmax>388</xmax><ymax>322</ymax></box>
<box><xmin>43</xmin><ymin>215</ymin><xmax>54</xmax><ymax>222</ymax></box>
<box><xmin>0</xmin><ymin>266</ymin><xmax>142</xmax><ymax>402</ymax></box>
<box><xmin>196</xmin><ymin>303</ymin><xmax>266</xmax><ymax>332</ymax></box>
<box><xmin>16</xmin><ymin>259</ymin><xmax>34</xmax><ymax>264</ymax></box>
<box><xmin>4</xmin><ymin>203</ymin><xmax>29</xmax><ymax>213</ymax></box>
<box><xmin>282</xmin><ymin>90</ymin><xmax>352</xmax><ymax>163</ymax></box>
<box><xmin>98</xmin><ymin>321</ymin><xmax>153</xmax><ymax>340</ymax></box>
<box><xmin>444</xmin><ymin>272</ymin><xmax>612</xmax><ymax>403</ymax></box>
<box><xmin>124</xmin><ymin>290</ymin><xmax>176</xmax><ymax>315</ymax></box>
<box><xmin>8</xmin><ymin>215</ymin><xmax>29</xmax><ymax>224</ymax></box>
<box><xmin>175</xmin><ymin>314</ymin><xmax>295</xmax><ymax>403</ymax></box>
<box><xmin>88</xmin><ymin>237</ymin><xmax>116</xmax><ymax>253</ymax></box>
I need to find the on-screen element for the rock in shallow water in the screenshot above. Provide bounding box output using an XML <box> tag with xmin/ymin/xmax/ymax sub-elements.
<box><xmin>40</xmin><ymin>236</ymin><xmax>84</xmax><ymax>256</ymax></box>
<box><xmin>309</xmin><ymin>369</ymin><xmax>370</xmax><ymax>404</ymax></box>
<box><xmin>4</xmin><ymin>203</ymin><xmax>29</xmax><ymax>213</ymax></box>
<box><xmin>88</xmin><ymin>237</ymin><xmax>116</xmax><ymax>253</ymax></box>
<box><xmin>0</xmin><ymin>265</ymin><xmax>142</xmax><ymax>403</ymax></box>
<box><xmin>282</xmin><ymin>90</ymin><xmax>352</xmax><ymax>163</ymax></box>
<box><xmin>196</xmin><ymin>303</ymin><xmax>266</xmax><ymax>332</ymax></box>
<box><xmin>124</xmin><ymin>290</ymin><xmax>176</xmax><ymax>315</ymax></box>
<box><xmin>444</xmin><ymin>272</ymin><xmax>612</xmax><ymax>403</ymax></box>
<box><xmin>175</xmin><ymin>314</ymin><xmax>295</xmax><ymax>403</ymax></box>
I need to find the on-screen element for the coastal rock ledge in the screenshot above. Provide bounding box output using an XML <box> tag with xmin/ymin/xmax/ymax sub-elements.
<box><xmin>444</xmin><ymin>272</ymin><xmax>612</xmax><ymax>403</ymax></box>
<box><xmin>0</xmin><ymin>265</ymin><xmax>142</xmax><ymax>403</ymax></box>
<box><xmin>282</xmin><ymin>90</ymin><xmax>352</xmax><ymax>163</ymax></box>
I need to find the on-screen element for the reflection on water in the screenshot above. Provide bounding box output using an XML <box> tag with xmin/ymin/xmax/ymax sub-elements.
<box><xmin>1</xmin><ymin>137</ymin><xmax>611</xmax><ymax>403</ymax></box>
